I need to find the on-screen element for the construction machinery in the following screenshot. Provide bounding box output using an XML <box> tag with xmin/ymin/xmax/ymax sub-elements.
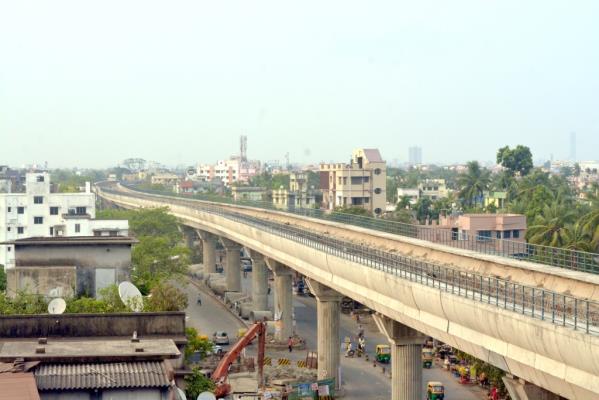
<box><xmin>211</xmin><ymin>321</ymin><xmax>266</xmax><ymax>398</ymax></box>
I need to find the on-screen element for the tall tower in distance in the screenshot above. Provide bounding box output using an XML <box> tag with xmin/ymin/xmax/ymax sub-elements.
<box><xmin>569</xmin><ymin>132</ymin><xmax>576</xmax><ymax>162</ymax></box>
<box><xmin>408</xmin><ymin>146</ymin><xmax>422</xmax><ymax>165</ymax></box>
<box><xmin>240</xmin><ymin>135</ymin><xmax>248</xmax><ymax>162</ymax></box>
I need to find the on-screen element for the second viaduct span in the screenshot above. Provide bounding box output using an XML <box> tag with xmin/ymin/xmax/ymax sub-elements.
<box><xmin>97</xmin><ymin>184</ymin><xmax>599</xmax><ymax>400</ymax></box>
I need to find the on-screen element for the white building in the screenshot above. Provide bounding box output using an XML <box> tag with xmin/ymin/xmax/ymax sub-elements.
<box><xmin>0</xmin><ymin>172</ymin><xmax>128</xmax><ymax>269</ymax></box>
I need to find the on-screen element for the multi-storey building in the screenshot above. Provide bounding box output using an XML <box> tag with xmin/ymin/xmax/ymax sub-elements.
<box><xmin>0</xmin><ymin>172</ymin><xmax>128</xmax><ymax>269</ymax></box>
<box><xmin>320</xmin><ymin>148</ymin><xmax>386</xmax><ymax>215</ymax></box>
<box><xmin>272</xmin><ymin>172</ymin><xmax>320</xmax><ymax>210</ymax></box>
<box><xmin>418</xmin><ymin>179</ymin><xmax>449</xmax><ymax>200</ymax></box>
<box><xmin>196</xmin><ymin>158</ymin><xmax>261</xmax><ymax>186</ymax></box>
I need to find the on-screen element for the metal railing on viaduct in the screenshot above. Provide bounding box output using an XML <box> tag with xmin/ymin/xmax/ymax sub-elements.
<box><xmin>123</xmin><ymin>185</ymin><xmax>599</xmax><ymax>274</ymax></box>
<box><xmin>101</xmin><ymin>185</ymin><xmax>599</xmax><ymax>336</ymax></box>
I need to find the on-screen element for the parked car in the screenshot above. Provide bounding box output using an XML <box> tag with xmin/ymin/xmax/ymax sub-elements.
<box><xmin>213</xmin><ymin>331</ymin><xmax>230</xmax><ymax>345</ymax></box>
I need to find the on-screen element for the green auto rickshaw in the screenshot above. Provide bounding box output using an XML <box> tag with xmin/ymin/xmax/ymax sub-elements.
<box><xmin>427</xmin><ymin>381</ymin><xmax>444</xmax><ymax>400</ymax></box>
<box><xmin>422</xmin><ymin>348</ymin><xmax>434</xmax><ymax>368</ymax></box>
<box><xmin>375</xmin><ymin>344</ymin><xmax>391</xmax><ymax>363</ymax></box>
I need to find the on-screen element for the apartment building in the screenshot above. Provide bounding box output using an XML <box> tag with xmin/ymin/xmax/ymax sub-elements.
<box><xmin>272</xmin><ymin>172</ymin><xmax>320</xmax><ymax>210</ymax></box>
<box><xmin>0</xmin><ymin>172</ymin><xmax>128</xmax><ymax>269</ymax></box>
<box><xmin>197</xmin><ymin>158</ymin><xmax>261</xmax><ymax>186</ymax></box>
<box><xmin>418</xmin><ymin>179</ymin><xmax>449</xmax><ymax>200</ymax></box>
<box><xmin>320</xmin><ymin>148</ymin><xmax>386</xmax><ymax>215</ymax></box>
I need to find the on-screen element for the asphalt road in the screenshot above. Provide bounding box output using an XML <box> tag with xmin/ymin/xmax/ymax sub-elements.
<box><xmin>182</xmin><ymin>274</ymin><xmax>487</xmax><ymax>400</ymax></box>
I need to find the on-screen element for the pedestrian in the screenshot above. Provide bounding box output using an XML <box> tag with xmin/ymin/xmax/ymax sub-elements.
<box><xmin>243</xmin><ymin>269</ymin><xmax>248</xmax><ymax>278</ymax></box>
<box><xmin>288</xmin><ymin>337</ymin><xmax>293</xmax><ymax>352</ymax></box>
<box><xmin>197</xmin><ymin>295</ymin><xmax>202</xmax><ymax>306</ymax></box>
<box><xmin>357</xmin><ymin>324</ymin><xmax>364</xmax><ymax>337</ymax></box>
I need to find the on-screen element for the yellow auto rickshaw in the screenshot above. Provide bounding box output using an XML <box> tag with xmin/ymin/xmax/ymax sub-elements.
<box><xmin>426</xmin><ymin>381</ymin><xmax>444</xmax><ymax>400</ymax></box>
<box><xmin>422</xmin><ymin>348</ymin><xmax>434</xmax><ymax>368</ymax></box>
<box><xmin>237</xmin><ymin>328</ymin><xmax>247</xmax><ymax>339</ymax></box>
<box><xmin>375</xmin><ymin>344</ymin><xmax>391</xmax><ymax>363</ymax></box>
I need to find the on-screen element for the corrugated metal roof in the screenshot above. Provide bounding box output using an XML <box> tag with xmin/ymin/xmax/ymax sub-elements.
<box><xmin>0</xmin><ymin>373</ymin><xmax>40</xmax><ymax>400</ymax></box>
<box><xmin>362</xmin><ymin>148</ymin><xmax>383</xmax><ymax>163</ymax></box>
<box><xmin>34</xmin><ymin>361</ymin><xmax>170</xmax><ymax>390</ymax></box>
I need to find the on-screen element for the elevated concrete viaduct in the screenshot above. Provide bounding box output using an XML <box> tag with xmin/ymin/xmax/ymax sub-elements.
<box><xmin>97</xmin><ymin>185</ymin><xmax>599</xmax><ymax>400</ymax></box>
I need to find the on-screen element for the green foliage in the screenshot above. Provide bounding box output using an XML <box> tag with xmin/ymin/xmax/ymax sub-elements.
<box><xmin>0</xmin><ymin>291</ymin><xmax>48</xmax><ymax>314</ymax></box>
<box><xmin>496</xmin><ymin>145</ymin><xmax>533</xmax><ymax>176</ymax></box>
<box><xmin>250</xmin><ymin>172</ymin><xmax>290</xmax><ymax>190</ymax></box>
<box><xmin>332</xmin><ymin>206</ymin><xmax>370</xmax><ymax>216</ymax></box>
<box><xmin>457</xmin><ymin>161</ymin><xmax>490</xmax><ymax>208</ymax></box>
<box><xmin>145</xmin><ymin>282</ymin><xmax>189</xmax><ymax>312</ymax></box>
<box><xmin>96</xmin><ymin>207</ymin><xmax>181</xmax><ymax>245</ymax></box>
<box><xmin>454</xmin><ymin>349</ymin><xmax>506</xmax><ymax>394</ymax></box>
<box><xmin>384</xmin><ymin>209</ymin><xmax>416</xmax><ymax>225</ymax></box>
<box><xmin>185</xmin><ymin>367</ymin><xmax>216</xmax><ymax>398</ymax></box>
<box><xmin>132</xmin><ymin>237</ymin><xmax>190</xmax><ymax>293</ymax></box>
<box><xmin>50</xmin><ymin>169</ymin><xmax>106</xmax><ymax>193</ymax></box>
<box><xmin>0</xmin><ymin>267</ymin><xmax>6</xmax><ymax>292</ymax></box>
<box><xmin>184</xmin><ymin>327</ymin><xmax>214</xmax><ymax>361</ymax></box>
<box><xmin>386</xmin><ymin>177</ymin><xmax>399</xmax><ymax>203</ymax></box>
<box><xmin>396</xmin><ymin>195</ymin><xmax>412</xmax><ymax>210</ymax></box>
<box><xmin>414</xmin><ymin>197</ymin><xmax>436</xmax><ymax>223</ymax></box>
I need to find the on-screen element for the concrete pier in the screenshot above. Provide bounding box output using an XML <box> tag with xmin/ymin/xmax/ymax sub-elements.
<box><xmin>220</xmin><ymin>238</ymin><xmax>241</xmax><ymax>292</ymax></box>
<box><xmin>374</xmin><ymin>314</ymin><xmax>426</xmax><ymax>400</ymax></box>
<box><xmin>197</xmin><ymin>230</ymin><xmax>217</xmax><ymax>274</ymax></box>
<box><xmin>306</xmin><ymin>280</ymin><xmax>342</xmax><ymax>389</ymax></box>
<box><xmin>248</xmin><ymin>250</ymin><xmax>269</xmax><ymax>311</ymax></box>
<box><xmin>503</xmin><ymin>375</ymin><xmax>562</xmax><ymax>400</ymax></box>
<box><xmin>266</xmin><ymin>258</ymin><xmax>293</xmax><ymax>342</ymax></box>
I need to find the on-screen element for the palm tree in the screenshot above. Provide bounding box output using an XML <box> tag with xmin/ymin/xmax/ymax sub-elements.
<box><xmin>580</xmin><ymin>208</ymin><xmax>599</xmax><ymax>251</ymax></box>
<box><xmin>562</xmin><ymin>223</ymin><xmax>593</xmax><ymax>252</ymax></box>
<box><xmin>527</xmin><ymin>202</ymin><xmax>577</xmax><ymax>247</ymax></box>
<box><xmin>457</xmin><ymin>161</ymin><xmax>490</xmax><ymax>208</ymax></box>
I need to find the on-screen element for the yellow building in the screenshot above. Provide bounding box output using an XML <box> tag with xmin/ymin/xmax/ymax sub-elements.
<box><xmin>320</xmin><ymin>148</ymin><xmax>386</xmax><ymax>215</ymax></box>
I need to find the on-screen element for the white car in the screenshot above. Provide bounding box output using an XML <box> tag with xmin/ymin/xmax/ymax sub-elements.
<box><xmin>213</xmin><ymin>331</ymin><xmax>230</xmax><ymax>345</ymax></box>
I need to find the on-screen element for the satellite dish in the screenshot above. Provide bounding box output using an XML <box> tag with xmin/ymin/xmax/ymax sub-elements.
<box><xmin>118</xmin><ymin>281</ymin><xmax>143</xmax><ymax>312</ymax></box>
<box><xmin>197</xmin><ymin>392</ymin><xmax>216</xmax><ymax>400</ymax></box>
<box><xmin>176</xmin><ymin>387</ymin><xmax>187</xmax><ymax>400</ymax></box>
<box><xmin>48</xmin><ymin>298</ymin><xmax>66</xmax><ymax>314</ymax></box>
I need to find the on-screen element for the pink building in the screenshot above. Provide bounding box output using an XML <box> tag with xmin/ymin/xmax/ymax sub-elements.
<box><xmin>417</xmin><ymin>213</ymin><xmax>527</xmax><ymax>255</ymax></box>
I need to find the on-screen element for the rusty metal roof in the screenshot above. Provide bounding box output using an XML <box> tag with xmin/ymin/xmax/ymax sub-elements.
<box><xmin>0</xmin><ymin>373</ymin><xmax>40</xmax><ymax>400</ymax></box>
<box><xmin>34</xmin><ymin>361</ymin><xmax>170</xmax><ymax>390</ymax></box>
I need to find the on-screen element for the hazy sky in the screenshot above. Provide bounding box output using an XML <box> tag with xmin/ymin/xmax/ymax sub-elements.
<box><xmin>1</xmin><ymin>1</ymin><xmax>598</xmax><ymax>168</ymax></box>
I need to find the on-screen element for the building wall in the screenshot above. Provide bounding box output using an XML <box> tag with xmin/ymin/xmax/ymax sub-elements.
<box><xmin>8</xmin><ymin>243</ymin><xmax>132</xmax><ymax>297</ymax></box>
<box><xmin>0</xmin><ymin>172</ymin><xmax>127</xmax><ymax>268</ymax></box>
<box><xmin>319</xmin><ymin>149</ymin><xmax>386</xmax><ymax>215</ymax></box>
<box><xmin>40</xmin><ymin>388</ymin><xmax>167</xmax><ymax>400</ymax></box>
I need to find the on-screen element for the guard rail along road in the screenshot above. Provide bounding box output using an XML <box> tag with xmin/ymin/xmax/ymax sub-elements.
<box><xmin>96</xmin><ymin>183</ymin><xmax>599</xmax><ymax>400</ymax></box>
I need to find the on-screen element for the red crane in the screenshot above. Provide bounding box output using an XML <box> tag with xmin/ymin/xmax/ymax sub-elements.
<box><xmin>212</xmin><ymin>322</ymin><xmax>266</xmax><ymax>397</ymax></box>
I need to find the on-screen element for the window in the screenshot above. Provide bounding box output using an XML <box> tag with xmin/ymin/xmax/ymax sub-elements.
<box><xmin>34</xmin><ymin>196</ymin><xmax>43</xmax><ymax>204</ymax></box>
<box><xmin>50</xmin><ymin>206</ymin><xmax>59</xmax><ymax>215</ymax></box>
<box><xmin>75</xmin><ymin>224</ymin><xmax>81</xmax><ymax>233</ymax></box>
<box><xmin>351</xmin><ymin>177</ymin><xmax>363</xmax><ymax>185</ymax></box>
<box><xmin>7</xmin><ymin>227</ymin><xmax>10</xmax><ymax>232</ymax></box>
<box><xmin>374</xmin><ymin>188</ymin><xmax>382</xmax><ymax>194</ymax></box>
<box><xmin>34</xmin><ymin>216</ymin><xmax>43</xmax><ymax>224</ymax></box>
<box><xmin>496</xmin><ymin>231</ymin><xmax>501</xmax><ymax>239</ymax></box>
<box><xmin>513</xmin><ymin>230</ymin><xmax>520</xmax><ymax>239</ymax></box>
<box><xmin>7</xmin><ymin>246</ymin><xmax>10</xmax><ymax>252</ymax></box>
<box><xmin>374</xmin><ymin>168</ymin><xmax>382</xmax><ymax>175</ymax></box>
<box><xmin>477</xmin><ymin>230</ymin><xmax>492</xmax><ymax>241</ymax></box>
<box><xmin>49</xmin><ymin>227</ymin><xmax>54</xmax><ymax>236</ymax></box>
<box><xmin>343</xmin><ymin>177</ymin><xmax>347</xmax><ymax>185</ymax></box>
<box><xmin>17</xmin><ymin>227</ymin><xmax>24</xmax><ymax>234</ymax></box>
<box><xmin>36</xmin><ymin>175</ymin><xmax>44</xmax><ymax>182</ymax></box>
<box><xmin>363</xmin><ymin>176</ymin><xmax>369</xmax><ymax>183</ymax></box>
<box><xmin>374</xmin><ymin>207</ymin><xmax>382</xmax><ymax>214</ymax></box>
<box><xmin>364</xmin><ymin>197</ymin><xmax>370</xmax><ymax>203</ymax></box>
<box><xmin>503</xmin><ymin>230</ymin><xmax>511</xmax><ymax>239</ymax></box>
<box><xmin>7</xmin><ymin>207</ymin><xmax>11</xmax><ymax>212</ymax></box>
<box><xmin>17</xmin><ymin>206</ymin><xmax>24</xmax><ymax>214</ymax></box>
<box><xmin>76</xmin><ymin>207</ymin><xmax>87</xmax><ymax>215</ymax></box>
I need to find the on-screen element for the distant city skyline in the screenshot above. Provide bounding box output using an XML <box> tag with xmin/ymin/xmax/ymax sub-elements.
<box><xmin>1</xmin><ymin>1</ymin><xmax>598</xmax><ymax>168</ymax></box>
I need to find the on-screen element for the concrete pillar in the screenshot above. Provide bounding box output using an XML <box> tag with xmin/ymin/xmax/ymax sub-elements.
<box><xmin>306</xmin><ymin>280</ymin><xmax>342</xmax><ymax>389</ymax></box>
<box><xmin>197</xmin><ymin>230</ymin><xmax>217</xmax><ymax>274</ymax></box>
<box><xmin>248</xmin><ymin>250</ymin><xmax>269</xmax><ymax>311</ymax></box>
<box><xmin>502</xmin><ymin>375</ymin><xmax>563</xmax><ymax>400</ymax></box>
<box><xmin>373</xmin><ymin>314</ymin><xmax>426</xmax><ymax>400</ymax></box>
<box><xmin>220</xmin><ymin>238</ymin><xmax>241</xmax><ymax>292</ymax></box>
<box><xmin>266</xmin><ymin>258</ymin><xmax>293</xmax><ymax>342</ymax></box>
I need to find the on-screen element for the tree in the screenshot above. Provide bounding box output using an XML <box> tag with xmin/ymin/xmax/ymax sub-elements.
<box><xmin>580</xmin><ymin>208</ymin><xmax>599</xmax><ymax>251</ymax></box>
<box><xmin>457</xmin><ymin>161</ymin><xmax>490</xmax><ymax>208</ymax></box>
<box><xmin>145</xmin><ymin>282</ymin><xmax>189</xmax><ymax>311</ymax></box>
<box><xmin>184</xmin><ymin>327</ymin><xmax>214</xmax><ymax>361</ymax></box>
<box><xmin>185</xmin><ymin>367</ymin><xmax>216</xmax><ymax>398</ymax></box>
<box><xmin>527</xmin><ymin>202</ymin><xmax>577</xmax><ymax>247</ymax></box>
<box><xmin>562</xmin><ymin>223</ymin><xmax>593</xmax><ymax>252</ymax></box>
<box><xmin>496</xmin><ymin>145</ymin><xmax>533</xmax><ymax>176</ymax></box>
<box><xmin>97</xmin><ymin>207</ymin><xmax>181</xmax><ymax>246</ymax></box>
<box><xmin>396</xmin><ymin>195</ymin><xmax>412</xmax><ymax>210</ymax></box>
<box><xmin>132</xmin><ymin>236</ymin><xmax>190</xmax><ymax>293</ymax></box>
<box><xmin>332</xmin><ymin>206</ymin><xmax>370</xmax><ymax>216</ymax></box>
<box><xmin>0</xmin><ymin>267</ymin><xmax>6</xmax><ymax>292</ymax></box>
<box><xmin>414</xmin><ymin>197</ymin><xmax>435</xmax><ymax>223</ymax></box>
<box><xmin>386</xmin><ymin>177</ymin><xmax>398</xmax><ymax>203</ymax></box>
